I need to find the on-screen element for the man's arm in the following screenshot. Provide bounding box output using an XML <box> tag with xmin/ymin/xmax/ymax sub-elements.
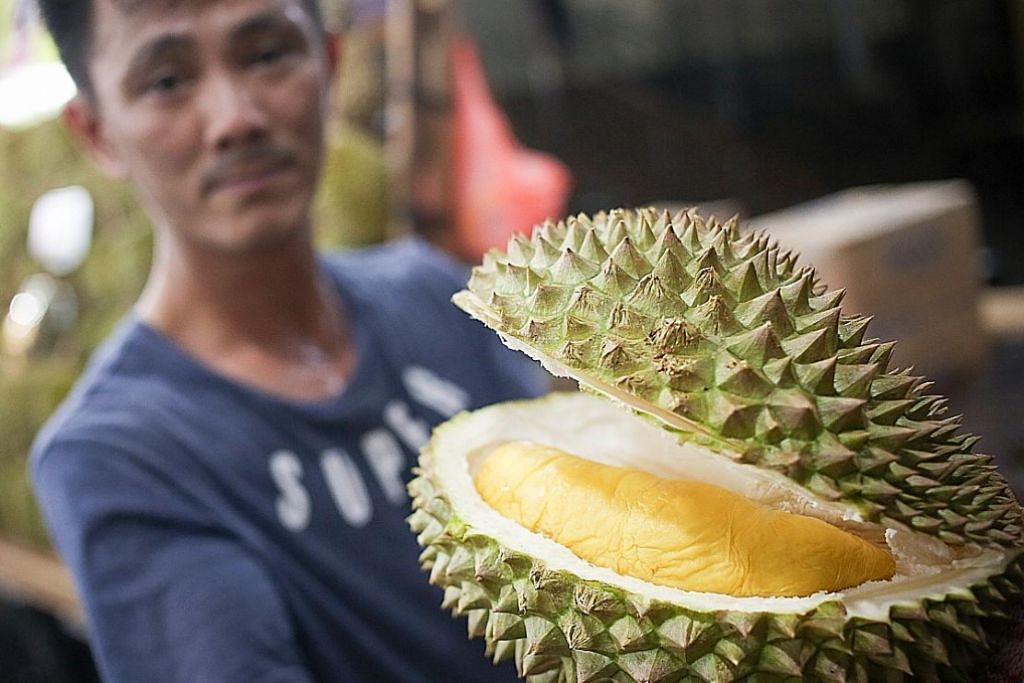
<box><xmin>33</xmin><ymin>438</ymin><xmax>315</xmax><ymax>683</ymax></box>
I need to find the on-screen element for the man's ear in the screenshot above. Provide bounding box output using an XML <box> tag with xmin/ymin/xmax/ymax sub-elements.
<box><xmin>64</xmin><ymin>96</ymin><xmax>128</xmax><ymax>178</ymax></box>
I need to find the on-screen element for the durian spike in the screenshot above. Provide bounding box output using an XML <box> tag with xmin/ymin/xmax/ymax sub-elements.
<box><xmin>780</xmin><ymin>271</ymin><xmax>815</xmax><ymax>316</ymax></box>
<box><xmin>671</xmin><ymin>206</ymin><xmax>694</xmax><ymax>229</ymax></box>
<box><xmin>493</xmin><ymin>262</ymin><xmax>525</xmax><ymax>295</ymax></box>
<box><xmin>689</xmin><ymin>294</ymin><xmax>741</xmax><ymax>336</ymax></box>
<box><xmin>549</xmin><ymin>249</ymin><xmax>600</xmax><ymax>286</ymax></box>
<box><xmin>648</xmin><ymin>219</ymin><xmax>686</xmax><ymax>262</ymax></box>
<box><xmin>481</xmin><ymin>248</ymin><xmax>506</xmax><ymax>270</ymax></box>
<box><xmin>650</xmin><ymin>209</ymin><xmax>672</xmax><ymax>237</ymax></box>
<box><xmin>735</xmin><ymin>290</ymin><xmax>794</xmax><ymax>337</ymax></box>
<box><xmin>506</xmin><ymin>233</ymin><xmax>534</xmax><ymax>266</ymax></box>
<box><xmin>690</xmin><ymin>214</ymin><xmax>710</xmax><ymax>246</ymax></box>
<box><xmin>722</xmin><ymin>214</ymin><xmax>741</xmax><ymax>239</ymax></box>
<box><xmin>529</xmin><ymin>235</ymin><xmax>562</xmax><ymax>270</ymax></box>
<box><xmin>631</xmin><ymin>216</ymin><xmax>658</xmax><ymax>251</ymax></box>
<box><xmin>591</xmin><ymin>259</ymin><xmax>638</xmax><ymax>298</ymax></box>
<box><xmin>743</xmin><ymin>245</ymin><xmax>772</xmax><ymax>286</ymax></box>
<box><xmin>683</xmin><ymin>267</ymin><xmax>727</xmax><ymax>307</ymax></box>
<box><xmin>533</xmin><ymin>218</ymin><xmax>559</xmax><ymax>246</ymax></box>
<box><xmin>727</xmin><ymin>260</ymin><xmax>764</xmax><ymax>302</ymax></box>
<box><xmin>691</xmin><ymin>246</ymin><xmax>728</xmax><ymax>277</ymax></box>
<box><xmin>578</xmin><ymin>229</ymin><xmax>610</xmax><ymax>264</ymax></box>
<box><xmin>707</xmin><ymin>225</ymin><xmax>736</xmax><ymax>263</ymax></box>
<box><xmin>839</xmin><ymin>315</ymin><xmax>873</xmax><ymax>348</ymax></box>
<box><xmin>650</xmin><ymin>250</ymin><xmax>691</xmax><ymax>292</ymax></box>
<box><xmin>609</xmin><ymin>236</ymin><xmax>653</xmax><ymax>280</ymax></box>
<box><xmin>562</xmin><ymin>217</ymin><xmax>586</xmax><ymax>253</ymax></box>
<box><xmin>678</xmin><ymin>221</ymin><xmax>703</xmax><ymax>254</ymax></box>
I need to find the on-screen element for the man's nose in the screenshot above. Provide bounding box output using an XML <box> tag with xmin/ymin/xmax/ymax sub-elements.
<box><xmin>202</xmin><ymin>71</ymin><xmax>269</xmax><ymax>150</ymax></box>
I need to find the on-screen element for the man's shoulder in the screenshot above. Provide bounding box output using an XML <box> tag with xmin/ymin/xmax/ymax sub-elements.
<box><xmin>321</xmin><ymin>235</ymin><xmax>468</xmax><ymax>300</ymax></box>
<box><xmin>30</xmin><ymin>318</ymin><xmax>187</xmax><ymax>471</ymax></box>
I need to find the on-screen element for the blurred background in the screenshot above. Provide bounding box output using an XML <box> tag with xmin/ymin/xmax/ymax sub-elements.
<box><xmin>1</xmin><ymin>0</ymin><xmax>1024</xmax><ymax>680</ymax></box>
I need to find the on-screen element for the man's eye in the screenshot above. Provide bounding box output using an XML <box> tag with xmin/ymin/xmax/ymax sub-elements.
<box><xmin>251</xmin><ymin>43</ymin><xmax>291</xmax><ymax>65</ymax></box>
<box><xmin>255</xmin><ymin>48</ymin><xmax>283</xmax><ymax>63</ymax></box>
<box><xmin>147</xmin><ymin>73</ymin><xmax>185</xmax><ymax>93</ymax></box>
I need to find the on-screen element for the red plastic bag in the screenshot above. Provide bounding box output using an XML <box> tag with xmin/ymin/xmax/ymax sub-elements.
<box><xmin>451</xmin><ymin>37</ymin><xmax>572</xmax><ymax>261</ymax></box>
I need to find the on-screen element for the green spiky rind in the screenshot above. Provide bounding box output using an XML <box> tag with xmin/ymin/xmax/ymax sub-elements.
<box><xmin>458</xmin><ymin>207</ymin><xmax>1024</xmax><ymax>550</ymax></box>
<box><xmin>408</xmin><ymin>458</ymin><xmax>1024</xmax><ymax>682</ymax></box>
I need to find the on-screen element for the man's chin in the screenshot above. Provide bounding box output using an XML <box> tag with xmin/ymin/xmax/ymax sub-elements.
<box><xmin>196</xmin><ymin>214</ymin><xmax>311</xmax><ymax>257</ymax></box>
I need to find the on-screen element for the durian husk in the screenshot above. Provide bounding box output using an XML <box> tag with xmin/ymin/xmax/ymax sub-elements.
<box><xmin>409</xmin><ymin>207</ymin><xmax>1024</xmax><ymax>681</ymax></box>
<box><xmin>411</xmin><ymin>393</ymin><xmax>1024</xmax><ymax>682</ymax></box>
<box><xmin>454</xmin><ymin>208</ymin><xmax>1024</xmax><ymax>552</ymax></box>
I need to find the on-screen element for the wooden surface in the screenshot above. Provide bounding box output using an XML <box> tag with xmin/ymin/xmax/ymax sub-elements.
<box><xmin>0</xmin><ymin>536</ymin><xmax>82</xmax><ymax>629</ymax></box>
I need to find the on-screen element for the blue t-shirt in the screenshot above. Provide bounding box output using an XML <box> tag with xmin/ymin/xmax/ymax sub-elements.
<box><xmin>31</xmin><ymin>238</ymin><xmax>547</xmax><ymax>683</ymax></box>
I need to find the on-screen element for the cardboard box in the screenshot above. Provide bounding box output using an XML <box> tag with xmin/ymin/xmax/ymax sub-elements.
<box><xmin>746</xmin><ymin>180</ymin><xmax>988</xmax><ymax>381</ymax></box>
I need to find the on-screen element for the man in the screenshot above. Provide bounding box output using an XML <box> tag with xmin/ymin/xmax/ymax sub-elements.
<box><xmin>30</xmin><ymin>0</ymin><xmax>544</xmax><ymax>680</ymax></box>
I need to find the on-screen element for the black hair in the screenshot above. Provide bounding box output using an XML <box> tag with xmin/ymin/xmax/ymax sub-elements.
<box><xmin>36</xmin><ymin>0</ymin><xmax>326</xmax><ymax>98</ymax></box>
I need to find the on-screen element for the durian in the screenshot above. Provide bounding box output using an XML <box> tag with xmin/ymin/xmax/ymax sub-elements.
<box><xmin>409</xmin><ymin>207</ymin><xmax>1024</xmax><ymax>681</ymax></box>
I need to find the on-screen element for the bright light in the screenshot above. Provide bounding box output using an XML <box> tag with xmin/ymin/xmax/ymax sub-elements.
<box><xmin>0</xmin><ymin>61</ymin><xmax>77</xmax><ymax>129</ymax></box>
<box><xmin>8</xmin><ymin>291</ymin><xmax>46</xmax><ymax>327</ymax></box>
<box><xmin>29</xmin><ymin>186</ymin><xmax>95</xmax><ymax>276</ymax></box>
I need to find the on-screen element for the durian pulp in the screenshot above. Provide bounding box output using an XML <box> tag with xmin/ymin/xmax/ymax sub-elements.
<box><xmin>475</xmin><ymin>441</ymin><xmax>896</xmax><ymax>598</ymax></box>
<box><xmin>438</xmin><ymin>392</ymin><xmax>1008</xmax><ymax>620</ymax></box>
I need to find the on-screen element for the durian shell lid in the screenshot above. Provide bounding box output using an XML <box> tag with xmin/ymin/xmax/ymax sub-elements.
<box><xmin>451</xmin><ymin>206</ymin><xmax>1024</xmax><ymax>552</ymax></box>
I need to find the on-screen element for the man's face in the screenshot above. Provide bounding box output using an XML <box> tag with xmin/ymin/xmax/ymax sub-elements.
<box><xmin>75</xmin><ymin>0</ymin><xmax>333</xmax><ymax>254</ymax></box>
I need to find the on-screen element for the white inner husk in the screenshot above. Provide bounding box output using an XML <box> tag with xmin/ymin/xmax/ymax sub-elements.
<box><xmin>432</xmin><ymin>391</ymin><xmax>1010</xmax><ymax>621</ymax></box>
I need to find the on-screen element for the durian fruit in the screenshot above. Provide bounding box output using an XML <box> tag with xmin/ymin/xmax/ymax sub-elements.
<box><xmin>474</xmin><ymin>441</ymin><xmax>898</xmax><ymax>599</ymax></box>
<box><xmin>408</xmin><ymin>207</ymin><xmax>1024</xmax><ymax>681</ymax></box>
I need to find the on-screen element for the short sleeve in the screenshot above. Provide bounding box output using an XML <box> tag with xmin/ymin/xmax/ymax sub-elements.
<box><xmin>326</xmin><ymin>237</ymin><xmax>551</xmax><ymax>403</ymax></box>
<box><xmin>403</xmin><ymin>239</ymin><xmax>551</xmax><ymax>399</ymax></box>
<box><xmin>32</xmin><ymin>438</ymin><xmax>315</xmax><ymax>683</ymax></box>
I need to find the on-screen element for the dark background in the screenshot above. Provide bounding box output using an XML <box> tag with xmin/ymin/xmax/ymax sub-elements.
<box><xmin>466</xmin><ymin>0</ymin><xmax>1024</xmax><ymax>285</ymax></box>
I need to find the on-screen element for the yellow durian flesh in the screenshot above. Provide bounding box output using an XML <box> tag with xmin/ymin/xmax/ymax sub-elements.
<box><xmin>475</xmin><ymin>441</ymin><xmax>896</xmax><ymax>598</ymax></box>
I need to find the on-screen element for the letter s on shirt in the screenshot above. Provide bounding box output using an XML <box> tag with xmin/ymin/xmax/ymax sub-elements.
<box><xmin>270</xmin><ymin>450</ymin><xmax>311</xmax><ymax>532</ymax></box>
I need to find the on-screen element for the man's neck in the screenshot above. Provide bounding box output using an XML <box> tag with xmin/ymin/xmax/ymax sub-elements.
<box><xmin>136</xmin><ymin>230</ymin><xmax>356</xmax><ymax>402</ymax></box>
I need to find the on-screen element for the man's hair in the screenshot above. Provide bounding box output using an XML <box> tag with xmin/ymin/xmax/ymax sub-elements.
<box><xmin>37</xmin><ymin>0</ymin><xmax>326</xmax><ymax>99</ymax></box>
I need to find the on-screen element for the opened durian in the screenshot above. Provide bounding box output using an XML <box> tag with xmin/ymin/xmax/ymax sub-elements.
<box><xmin>408</xmin><ymin>207</ymin><xmax>1024</xmax><ymax>682</ymax></box>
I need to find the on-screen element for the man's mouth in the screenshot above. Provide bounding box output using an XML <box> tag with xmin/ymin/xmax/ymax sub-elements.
<box><xmin>202</xmin><ymin>147</ymin><xmax>298</xmax><ymax>197</ymax></box>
